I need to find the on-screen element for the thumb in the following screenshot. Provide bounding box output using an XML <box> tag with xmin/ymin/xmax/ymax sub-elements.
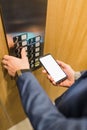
<box><xmin>21</xmin><ymin>48</ymin><xmax>27</xmax><ymax>59</ymax></box>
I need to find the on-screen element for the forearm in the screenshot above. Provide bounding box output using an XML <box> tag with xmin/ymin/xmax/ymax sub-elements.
<box><xmin>16</xmin><ymin>71</ymin><xmax>87</xmax><ymax>130</ymax></box>
<box><xmin>16</xmin><ymin>71</ymin><xmax>62</xmax><ymax>129</ymax></box>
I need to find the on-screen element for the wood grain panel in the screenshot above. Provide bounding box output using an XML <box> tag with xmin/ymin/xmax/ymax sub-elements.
<box><xmin>34</xmin><ymin>0</ymin><xmax>87</xmax><ymax>101</ymax></box>
<box><xmin>45</xmin><ymin>0</ymin><xmax>87</xmax><ymax>70</ymax></box>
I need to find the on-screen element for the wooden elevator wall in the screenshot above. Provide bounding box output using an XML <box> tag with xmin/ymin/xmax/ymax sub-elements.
<box><xmin>34</xmin><ymin>0</ymin><xmax>87</xmax><ymax>101</ymax></box>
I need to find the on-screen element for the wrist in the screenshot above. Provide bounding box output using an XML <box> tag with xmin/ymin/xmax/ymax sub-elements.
<box><xmin>74</xmin><ymin>71</ymin><xmax>81</xmax><ymax>80</ymax></box>
<box><xmin>15</xmin><ymin>69</ymin><xmax>30</xmax><ymax>79</ymax></box>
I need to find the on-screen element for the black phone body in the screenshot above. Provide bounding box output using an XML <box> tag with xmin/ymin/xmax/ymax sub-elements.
<box><xmin>39</xmin><ymin>54</ymin><xmax>67</xmax><ymax>84</ymax></box>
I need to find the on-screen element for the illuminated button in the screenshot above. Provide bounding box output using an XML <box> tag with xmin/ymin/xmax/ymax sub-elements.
<box><xmin>35</xmin><ymin>42</ymin><xmax>40</xmax><ymax>47</ymax></box>
<box><xmin>36</xmin><ymin>36</ymin><xmax>40</xmax><ymax>42</ymax></box>
<box><xmin>35</xmin><ymin>61</ymin><xmax>40</xmax><ymax>67</ymax></box>
<box><xmin>21</xmin><ymin>34</ymin><xmax>27</xmax><ymax>40</ymax></box>
<box><xmin>35</xmin><ymin>47</ymin><xmax>40</xmax><ymax>52</ymax></box>
<box><xmin>22</xmin><ymin>41</ymin><xmax>27</xmax><ymax>46</ymax></box>
<box><xmin>35</xmin><ymin>52</ymin><xmax>39</xmax><ymax>57</ymax></box>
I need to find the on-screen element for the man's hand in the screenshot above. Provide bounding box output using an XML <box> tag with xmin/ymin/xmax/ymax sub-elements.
<box><xmin>42</xmin><ymin>60</ymin><xmax>75</xmax><ymax>87</ymax></box>
<box><xmin>2</xmin><ymin>48</ymin><xmax>29</xmax><ymax>77</ymax></box>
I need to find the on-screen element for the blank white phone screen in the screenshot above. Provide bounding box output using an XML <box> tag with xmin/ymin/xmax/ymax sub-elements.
<box><xmin>40</xmin><ymin>54</ymin><xmax>67</xmax><ymax>83</ymax></box>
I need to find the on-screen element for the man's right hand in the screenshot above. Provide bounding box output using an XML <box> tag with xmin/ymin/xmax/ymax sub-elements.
<box><xmin>42</xmin><ymin>60</ymin><xmax>75</xmax><ymax>87</ymax></box>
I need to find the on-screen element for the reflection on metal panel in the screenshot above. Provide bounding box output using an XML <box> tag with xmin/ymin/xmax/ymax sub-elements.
<box><xmin>0</xmin><ymin>0</ymin><xmax>47</xmax><ymax>36</ymax></box>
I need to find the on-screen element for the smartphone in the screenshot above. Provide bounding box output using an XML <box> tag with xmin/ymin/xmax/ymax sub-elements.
<box><xmin>39</xmin><ymin>54</ymin><xmax>67</xmax><ymax>84</ymax></box>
